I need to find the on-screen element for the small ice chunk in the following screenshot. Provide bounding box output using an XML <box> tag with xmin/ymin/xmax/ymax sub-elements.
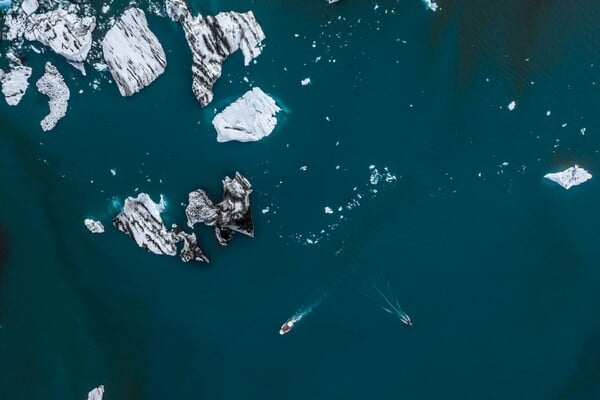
<box><xmin>423</xmin><ymin>0</ymin><xmax>438</xmax><ymax>11</ymax></box>
<box><xmin>87</xmin><ymin>385</ymin><xmax>104</xmax><ymax>400</ymax></box>
<box><xmin>301</xmin><ymin>77</ymin><xmax>311</xmax><ymax>86</ymax></box>
<box><xmin>544</xmin><ymin>165</ymin><xmax>592</xmax><ymax>189</ymax></box>
<box><xmin>300</xmin><ymin>166</ymin><xmax>307</xmax><ymax>171</ymax></box>
<box><xmin>261</xmin><ymin>207</ymin><xmax>270</xmax><ymax>214</ymax></box>
<box><xmin>84</xmin><ymin>219</ymin><xmax>105</xmax><ymax>233</ymax></box>
<box><xmin>546</xmin><ymin>110</ymin><xmax>551</xmax><ymax>116</ymax></box>
<box><xmin>21</xmin><ymin>0</ymin><xmax>38</xmax><ymax>15</ymax></box>
<box><xmin>324</xmin><ymin>207</ymin><xmax>333</xmax><ymax>214</ymax></box>
<box><xmin>110</xmin><ymin>168</ymin><xmax>116</xmax><ymax>176</ymax></box>
<box><xmin>507</xmin><ymin>101</ymin><xmax>516</xmax><ymax>111</ymax></box>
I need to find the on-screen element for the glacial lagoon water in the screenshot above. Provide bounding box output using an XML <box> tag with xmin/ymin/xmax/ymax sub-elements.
<box><xmin>1</xmin><ymin>0</ymin><xmax>600</xmax><ymax>399</ymax></box>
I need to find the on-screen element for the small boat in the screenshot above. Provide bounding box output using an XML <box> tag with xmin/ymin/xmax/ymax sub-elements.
<box><xmin>279</xmin><ymin>319</ymin><xmax>295</xmax><ymax>335</ymax></box>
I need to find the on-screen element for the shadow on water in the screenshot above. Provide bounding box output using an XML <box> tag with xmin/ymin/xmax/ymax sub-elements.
<box><xmin>556</xmin><ymin>335</ymin><xmax>600</xmax><ymax>400</ymax></box>
<box><xmin>429</xmin><ymin>0</ymin><xmax>600</xmax><ymax>90</ymax></box>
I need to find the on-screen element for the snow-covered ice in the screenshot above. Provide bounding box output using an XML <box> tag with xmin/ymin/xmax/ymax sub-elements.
<box><xmin>212</xmin><ymin>87</ymin><xmax>281</xmax><ymax>142</ymax></box>
<box><xmin>544</xmin><ymin>165</ymin><xmax>592</xmax><ymax>190</ymax></box>
<box><xmin>84</xmin><ymin>219</ymin><xmax>105</xmax><ymax>233</ymax></box>
<box><xmin>36</xmin><ymin>62</ymin><xmax>70</xmax><ymax>131</ymax></box>
<box><xmin>102</xmin><ymin>7</ymin><xmax>167</xmax><ymax>96</ymax></box>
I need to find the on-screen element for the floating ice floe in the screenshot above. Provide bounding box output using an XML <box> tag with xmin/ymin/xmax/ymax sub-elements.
<box><xmin>113</xmin><ymin>193</ymin><xmax>209</xmax><ymax>262</ymax></box>
<box><xmin>5</xmin><ymin>7</ymin><xmax>96</xmax><ymax>75</ymax></box>
<box><xmin>186</xmin><ymin>172</ymin><xmax>254</xmax><ymax>246</ymax></box>
<box><xmin>369</xmin><ymin>165</ymin><xmax>397</xmax><ymax>185</ymax></box>
<box><xmin>301</xmin><ymin>78</ymin><xmax>311</xmax><ymax>86</ymax></box>
<box><xmin>36</xmin><ymin>62</ymin><xmax>70</xmax><ymax>131</ymax></box>
<box><xmin>87</xmin><ymin>386</ymin><xmax>104</xmax><ymax>400</ymax></box>
<box><xmin>0</xmin><ymin>53</ymin><xmax>32</xmax><ymax>106</ymax></box>
<box><xmin>166</xmin><ymin>0</ymin><xmax>265</xmax><ymax>107</ymax></box>
<box><xmin>423</xmin><ymin>0</ymin><xmax>438</xmax><ymax>11</ymax></box>
<box><xmin>102</xmin><ymin>7</ymin><xmax>167</xmax><ymax>96</ymax></box>
<box><xmin>84</xmin><ymin>219</ymin><xmax>105</xmax><ymax>233</ymax></box>
<box><xmin>212</xmin><ymin>87</ymin><xmax>281</xmax><ymax>142</ymax></box>
<box><xmin>544</xmin><ymin>165</ymin><xmax>592</xmax><ymax>190</ymax></box>
<box><xmin>508</xmin><ymin>100</ymin><xmax>516</xmax><ymax>111</ymax></box>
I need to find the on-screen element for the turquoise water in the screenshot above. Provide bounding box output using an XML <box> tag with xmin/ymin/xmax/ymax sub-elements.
<box><xmin>1</xmin><ymin>0</ymin><xmax>600</xmax><ymax>398</ymax></box>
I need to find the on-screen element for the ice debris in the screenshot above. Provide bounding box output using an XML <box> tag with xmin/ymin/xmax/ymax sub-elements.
<box><xmin>87</xmin><ymin>386</ymin><xmax>104</xmax><ymax>400</ymax></box>
<box><xmin>423</xmin><ymin>0</ymin><xmax>438</xmax><ymax>11</ymax></box>
<box><xmin>84</xmin><ymin>219</ymin><xmax>105</xmax><ymax>233</ymax></box>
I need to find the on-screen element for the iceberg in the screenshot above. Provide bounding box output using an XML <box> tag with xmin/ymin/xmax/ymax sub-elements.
<box><xmin>84</xmin><ymin>219</ymin><xmax>105</xmax><ymax>233</ymax></box>
<box><xmin>544</xmin><ymin>165</ymin><xmax>592</xmax><ymax>189</ymax></box>
<box><xmin>166</xmin><ymin>0</ymin><xmax>265</xmax><ymax>106</ymax></box>
<box><xmin>5</xmin><ymin>7</ymin><xmax>96</xmax><ymax>75</ymax></box>
<box><xmin>113</xmin><ymin>193</ymin><xmax>208</xmax><ymax>262</ymax></box>
<box><xmin>102</xmin><ymin>7</ymin><xmax>167</xmax><ymax>96</ymax></box>
<box><xmin>212</xmin><ymin>87</ymin><xmax>281</xmax><ymax>142</ymax></box>
<box><xmin>36</xmin><ymin>62</ymin><xmax>70</xmax><ymax>131</ymax></box>
<box><xmin>87</xmin><ymin>386</ymin><xmax>104</xmax><ymax>400</ymax></box>
<box><xmin>0</xmin><ymin>53</ymin><xmax>32</xmax><ymax>106</ymax></box>
<box><xmin>186</xmin><ymin>172</ymin><xmax>254</xmax><ymax>246</ymax></box>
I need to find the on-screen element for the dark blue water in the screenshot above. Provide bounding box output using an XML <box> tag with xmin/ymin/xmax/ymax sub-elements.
<box><xmin>1</xmin><ymin>0</ymin><xmax>599</xmax><ymax>398</ymax></box>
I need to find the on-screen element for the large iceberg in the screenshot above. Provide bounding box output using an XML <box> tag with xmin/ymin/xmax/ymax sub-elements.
<box><xmin>102</xmin><ymin>7</ymin><xmax>167</xmax><ymax>96</ymax></box>
<box><xmin>5</xmin><ymin>6</ymin><xmax>96</xmax><ymax>74</ymax></box>
<box><xmin>544</xmin><ymin>165</ymin><xmax>592</xmax><ymax>189</ymax></box>
<box><xmin>36</xmin><ymin>62</ymin><xmax>70</xmax><ymax>131</ymax></box>
<box><xmin>0</xmin><ymin>53</ymin><xmax>32</xmax><ymax>106</ymax></box>
<box><xmin>113</xmin><ymin>193</ymin><xmax>208</xmax><ymax>262</ymax></box>
<box><xmin>212</xmin><ymin>87</ymin><xmax>281</xmax><ymax>142</ymax></box>
<box><xmin>166</xmin><ymin>0</ymin><xmax>265</xmax><ymax>107</ymax></box>
<box><xmin>186</xmin><ymin>172</ymin><xmax>254</xmax><ymax>246</ymax></box>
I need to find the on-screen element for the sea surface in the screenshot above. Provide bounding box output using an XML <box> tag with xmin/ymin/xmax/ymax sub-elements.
<box><xmin>1</xmin><ymin>0</ymin><xmax>600</xmax><ymax>399</ymax></box>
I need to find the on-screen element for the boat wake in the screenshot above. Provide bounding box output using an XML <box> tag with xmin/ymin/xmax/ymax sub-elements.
<box><xmin>279</xmin><ymin>295</ymin><xmax>327</xmax><ymax>335</ymax></box>
<box><xmin>362</xmin><ymin>282</ymin><xmax>413</xmax><ymax>327</ymax></box>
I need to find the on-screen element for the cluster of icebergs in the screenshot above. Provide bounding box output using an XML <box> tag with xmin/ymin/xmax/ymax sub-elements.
<box><xmin>1</xmin><ymin>0</ymin><xmax>284</xmax><ymax>139</ymax></box>
<box><xmin>85</xmin><ymin>172</ymin><xmax>254</xmax><ymax>263</ymax></box>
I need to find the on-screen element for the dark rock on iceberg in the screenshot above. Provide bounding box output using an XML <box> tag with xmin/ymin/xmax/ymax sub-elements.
<box><xmin>165</xmin><ymin>0</ymin><xmax>265</xmax><ymax>107</ymax></box>
<box><xmin>172</xmin><ymin>225</ymin><xmax>209</xmax><ymax>263</ymax></box>
<box><xmin>186</xmin><ymin>172</ymin><xmax>254</xmax><ymax>246</ymax></box>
